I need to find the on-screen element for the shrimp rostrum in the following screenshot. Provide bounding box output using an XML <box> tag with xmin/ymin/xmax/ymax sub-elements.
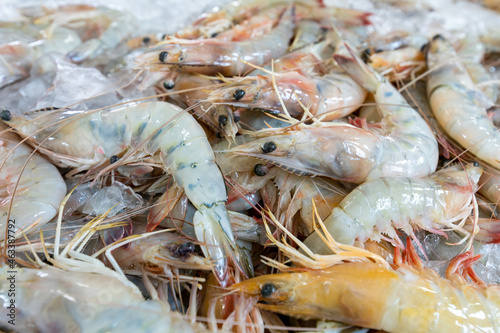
<box><xmin>0</xmin><ymin>102</ymin><xmax>250</xmax><ymax>285</ymax></box>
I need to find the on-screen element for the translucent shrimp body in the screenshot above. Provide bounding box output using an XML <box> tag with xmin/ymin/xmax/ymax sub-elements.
<box><xmin>0</xmin><ymin>126</ymin><xmax>66</xmax><ymax>241</ymax></box>
<box><xmin>426</xmin><ymin>36</ymin><xmax>500</xmax><ymax>169</ymax></box>
<box><xmin>303</xmin><ymin>163</ymin><xmax>482</xmax><ymax>253</ymax></box>
<box><xmin>233</xmin><ymin>261</ymin><xmax>500</xmax><ymax>332</ymax></box>
<box><xmin>135</xmin><ymin>7</ymin><xmax>295</xmax><ymax>76</ymax></box>
<box><xmin>0</xmin><ymin>266</ymin><xmax>211</xmax><ymax>332</ymax></box>
<box><xmin>2</xmin><ymin>101</ymin><xmax>244</xmax><ymax>284</ymax></box>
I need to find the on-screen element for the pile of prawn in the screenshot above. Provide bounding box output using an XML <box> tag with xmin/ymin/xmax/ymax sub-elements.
<box><xmin>1</xmin><ymin>0</ymin><xmax>500</xmax><ymax>332</ymax></box>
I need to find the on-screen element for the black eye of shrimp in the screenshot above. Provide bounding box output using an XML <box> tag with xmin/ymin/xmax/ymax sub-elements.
<box><xmin>432</xmin><ymin>34</ymin><xmax>445</xmax><ymax>41</ymax></box>
<box><xmin>178</xmin><ymin>53</ymin><xmax>184</xmax><ymax>61</ymax></box>
<box><xmin>163</xmin><ymin>81</ymin><xmax>175</xmax><ymax>90</ymax></box>
<box><xmin>472</xmin><ymin>161</ymin><xmax>480</xmax><ymax>167</ymax></box>
<box><xmin>142</xmin><ymin>36</ymin><xmax>151</xmax><ymax>45</ymax></box>
<box><xmin>218</xmin><ymin>115</ymin><xmax>228</xmax><ymax>127</ymax></box>
<box><xmin>254</xmin><ymin>164</ymin><xmax>268</xmax><ymax>176</ymax></box>
<box><xmin>0</xmin><ymin>109</ymin><xmax>11</xmax><ymax>121</ymax></box>
<box><xmin>174</xmin><ymin>242</ymin><xmax>195</xmax><ymax>257</ymax></box>
<box><xmin>110</xmin><ymin>155</ymin><xmax>120</xmax><ymax>164</ymax></box>
<box><xmin>233</xmin><ymin>89</ymin><xmax>245</xmax><ymax>101</ymax></box>
<box><xmin>261</xmin><ymin>283</ymin><xmax>278</xmax><ymax>298</ymax></box>
<box><xmin>262</xmin><ymin>141</ymin><xmax>277</xmax><ymax>153</ymax></box>
<box><xmin>159</xmin><ymin>51</ymin><xmax>168</xmax><ymax>62</ymax></box>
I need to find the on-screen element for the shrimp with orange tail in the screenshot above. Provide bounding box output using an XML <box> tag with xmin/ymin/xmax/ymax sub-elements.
<box><xmin>0</xmin><ymin>123</ymin><xmax>66</xmax><ymax>242</ymax></box>
<box><xmin>233</xmin><ymin>214</ymin><xmax>500</xmax><ymax>332</ymax></box>
<box><xmin>135</xmin><ymin>6</ymin><xmax>295</xmax><ymax>77</ymax></box>
<box><xmin>0</xmin><ymin>102</ymin><xmax>250</xmax><ymax>285</ymax></box>
<box><xmin>426</xmin><ymin>35</ymin><xmax>500</xmax><ymax>170</ymax></box>
<box><xmin>304</xmin><ymin>162</ymin><xmax>482</xmax><ymax>254</ymax></box>
<box><xmin>224</xmin><ymin>44</ymin><xmax>438</xmax><ymax>183</ymax></box>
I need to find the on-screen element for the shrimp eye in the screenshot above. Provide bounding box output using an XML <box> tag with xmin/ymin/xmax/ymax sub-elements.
<box><xmin>178</xmin><ymin>52</ymin><xmax>184</xmax><ymax>61</ymax></box>
<box><xmin>233</xmin><ymin>114</ymin><xmax>240</xmax><ymax>123</ymax></box>
<box><xmin>218</xmin><ymin>115</ymin><xmax>228</xmax><ymax>127</ymax></box>
<box><xmin>432</xmin><ymin>34</ymin><xmax>445</xmax><ymax>41</ymax></box>
<box><xmin>142</xmin><ymin>36</ymin><xmax>151</xmax><ymax>45</ymax></box>
<box><xmin>254</xmin><ymin>164</ymin><xmax>268</xmax><ymax>176</ymax></box>
<box><xmin>233</xmin><ymin>89</ymin><xmax>245</xmax><ymax>101</ymax></box>
<box><xmin>262</xmin><ymin>141</ymin><xmax>277</xmax><ymax>153</ymax></box>
<box><xmin>159</xmin><ymin>51</ymin><xmax>168</xmax><ymax>62</ymax></box>
<box><xmin>472</xmin><ymin>161</ymin><xmax>480</xmax><ymax>167</ymax></box>
<box><xmin>110</xmin><ymin>155</ymin><xmax>120</xmax><ymax>164</ymax></box>
<box><xmin>361</xmin><ymin>48</ymin><xmax>372</xmax><ymax>62</ymax></box>
<box><xmin>261</xmin><ymin>283</ymin><xmax>277</xmax><ymax>298</ymax></box>
<box><xmin>174</xmin><ymin>242</ymin><xmax>195</xmax><ymax>256</ymax></box>
<box><xmin>0</xmin><ymin>109</ymin><xmax>11</xmax><ymax>121</ymax></box>
<box><xmin>163</xmin><ymin>81</ymin><xmax>175</xmax><ymax>90</ymax></box>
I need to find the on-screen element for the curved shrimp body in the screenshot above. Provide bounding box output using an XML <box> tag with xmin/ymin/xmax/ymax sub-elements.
<box><xmin>135</xmin><ymin>6</ymin><xmax>295</xmax><ymax>77</ymax></box>
<box><xmin>0</xmin><ymin>126</ymin><xmax>66</xmax><ymax>241</ymax></box>
<box><xmin>207</xmin><ymin>68</ymin><xmax>366</xmax><ymax>121</ymax></box>
<box><xmin>3</xmin><ymin>102</ymin><xmax>246</xmax><ymax>284</ymax></box>
<box><xmin>2</xmin><ymin>266</ymin><xmax>211</xmax><ymax>332</ymax></box>
<box><xmin>333</xmin><ymin>44</ymin><xmax>438</xmax><ymax>180</ymax></box>
<box><xmin>233</xmin><ymin>261</ymin><xmax>500</xmax><ymax>332</ymax></box>
<box><xmin>303</xmin><ymin>163</ymin><xmax>482</xmax><ymax>252</ymax></box>
<box><xmin>225</xmin><ymin>45</ymin><xmax>437</xmax><ymax>182</ymax></box>
<box><xmin>426</xmin><ymin>36</ymin><xmax>500</xmax><ymax>169</ymax></box>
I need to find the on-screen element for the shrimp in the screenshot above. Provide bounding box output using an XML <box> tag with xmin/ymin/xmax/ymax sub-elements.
<box><xmin>0</xmin><ymin>263</ymin><xmax>214</xmax><ymax>332</ymax></box>
<box><xmin>0</xmin><ymin>102</ymin><xmax>249</xmax><ymax>285</ymax></box>
<box><xmin>233</xmin><ymin>252</ymin><xmax>500</xmax><ymax>332</ymax></box>
<box><xmin>206</xmin><ymin>66</ymin><xmax>367</xmax><ymax>121</ymax></box>
<box><xmin>135</xmin><ymin>6</ymin><xmax>296</xmax><ymax>77</ymax></box>
<box><xmin>224</xmin><ymin>44</ymin><xmax>438</xmax><ymax>183</ymax></box>
<box><xmin>426</xmin><ymin>35</ymin><xmax>500</xmax><ymax>170</ymax></box>
<box><xmin>0</xmin><ymin>124</ymin><xmax>66</xmax><ymax>242</ymax></box>
<box><xmin>303</xmin><ymin>163</ymin><xmax>482</xmax><ymax>254</ymax></box>
<box><xmin>233</xmin><ymin>215</ymin><xmax>500</xmax><ymax>332</ymax></box>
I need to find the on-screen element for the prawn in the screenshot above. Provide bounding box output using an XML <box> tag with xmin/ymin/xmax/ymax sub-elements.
<box><xmin>303</xmin><ymin>162</ymin><xmax>482</xmax><ymax>254</ymax></box>
<box><xmin>135</xmin><ymin>6</ymin><xmax>296</xmax><ymax>77</ymax></box>
<box><xmin>223</xmin><ymin>44</ymin><xmax>438</xmax><ymax>183</ymax></box>
<box><xmin>0</xmin><ymin>123</ymin><xmax>66</xmax><ymax>242</ymax></box>
<box><xmin>206</xmin><ymin>62</ymin><xmax>367</xmax><ymax>121</ymax></box>
<box><xmin>0</xmin><ymin>102</ymin><xmax>249</xmax><ymax>285</ymax></box>
<box><xmin>233</xmin><ymin>214</ymin><xmax>500</xmax><ymax>332</ymax></box>
<box><xmin>426</xmin><ymin>35</ymin><xmax>500</xmax><ymax>169</ymax></box>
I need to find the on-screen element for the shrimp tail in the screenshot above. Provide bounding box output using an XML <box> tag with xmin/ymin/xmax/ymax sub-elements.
<box><xmin>333</xmin><ymin>43</ymin><xmax>381</xmax><ymax>93</ymax></box>
<box><xmin>194</xmin><ymin>204</ymin><xmax>253</xmax><ymax>286</ymax></box>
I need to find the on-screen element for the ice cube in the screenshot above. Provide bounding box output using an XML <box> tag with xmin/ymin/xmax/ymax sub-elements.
<box><xmin>83</xmin><ymin>182</ymin><xmax>142</xmax><ymax>217</ymax></box>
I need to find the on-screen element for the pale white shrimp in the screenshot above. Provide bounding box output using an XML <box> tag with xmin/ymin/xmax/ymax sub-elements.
<box><xmin>0</xmin><ymin>266</ymin><xmax>214</xmax><ymax>332</ymax></box>
<box><xmin>426</xmin><ymin>35</ymin><xmax>500</xmax><ymax>170</ymax></box>
<box><xmin>224</xmin><ymin>44</ymin><xmax>438</xmax><ymax>183</ymax></box>
<box><xmin>1</xmin><ymin>102</ymin><xmax>249</xmax><ymax>285</ymax></box>
<box><xmin>0</xmin><ymin>124</ymin><xmax>66</xmax><ymax>242</ymax></box>
<box><xmin>0</xmin><ymin>41</ymin><xmax>34</xmax><ymax>89</ymax></box>
<box><xmin>303</xmin><ymin>163</ymin><xmax>482</xmax><ymax>254</ymax></box>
